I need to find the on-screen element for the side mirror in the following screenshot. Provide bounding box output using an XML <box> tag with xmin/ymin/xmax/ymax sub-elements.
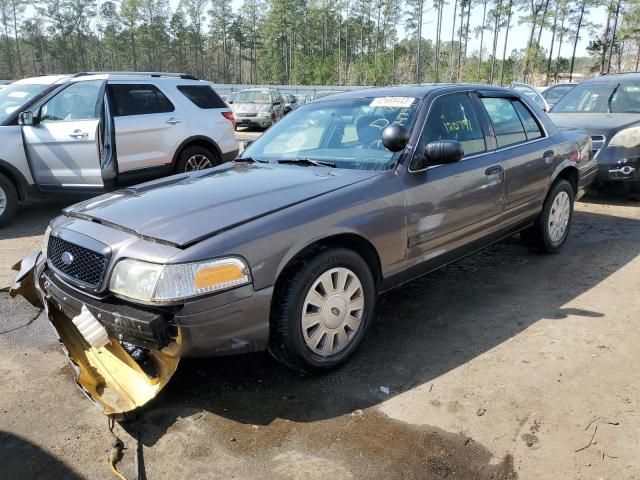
<box><xmin>228</xmin><ymin>100</ymin><xmax>234</xmax><ymax>104</ymax></box>
<box><xmin>273</xmin><ymin>101</ymin><xmax>281</xmax><ymax>106</ymax></box>
<box><xmin>19</xmin><ymin>110</ymin><xmax>37</xmax><ymax>125</ymax></box>
<box><xmin>423</xmin><ymin>140</ymin><xmax>464</xmax><ymax>166</ymax></box>
<box><xmin>381</xmin><ymin>124</ymin><xmax>410</xmax><ymax>152</ymax></box>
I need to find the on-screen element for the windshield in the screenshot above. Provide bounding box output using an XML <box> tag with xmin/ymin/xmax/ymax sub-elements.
<box><xmin>545</xmin><ymin>84</ymin><xmax>575</xmax><ymax>103</ymax></box>
<box><xmin>0</xmin><ymin>83</ymin><xmax>50</xmax><ymax>123</ymax></box>
<box><xmin>552</xmin><ymin>80</ymin><xmax>640</xmax><ymax>113</ymax></box>
<box><xmin>235</xmin><ymin>90</ymin><xmax>271</xmax><ymax>103</ymax></box>
<box><xmin>240</xmin><ymin>96</ymin><xmax>420</xmax><ymax>171</ymax></box>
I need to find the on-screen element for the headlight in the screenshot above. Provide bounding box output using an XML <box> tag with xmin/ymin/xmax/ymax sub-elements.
<box><xmin>42</xmin><ymin>226</ymin><xmax>52</xmax><ymax>258</ymax></box>
<box><xmin>257</xmin><ymin>111</ymin><xmax>271</xmax><ymax>117</ymax></box>
<box><xmin>608</xmin><ymin>126</ymin><xmax>640</xmax><ymax>148</ymax></box>
<box><xmin>109</xmin><ymin>257</ymin><xmax>251</xmax><ymax>303</ymax></box>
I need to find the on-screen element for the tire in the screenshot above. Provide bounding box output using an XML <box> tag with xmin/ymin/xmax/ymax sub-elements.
<box><xmin>631</xmin><ymin>181</ymin><xmax>640</xmax><ymax>194</ymax></box>
<box><xmin>175</xmin><ymin>145</ymin><xmax>220</xmax><ymax>173</ymax></box>
<box><xmin>521</xmin><ymin>179</ymin><xmax>574</xmax><ymax>253</ymax></box>
<box><xmin>0</xmin><ymin>173</ymin><xmax>18</xmax><ymax>227</ymax></box>
<box><xmin>269</xmin><ymin>248</ymin><xmax>376</xmax><ymax>374</ymax></box>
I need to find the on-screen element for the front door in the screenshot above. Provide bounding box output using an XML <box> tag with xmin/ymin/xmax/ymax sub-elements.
<box><xmin>404</xmin><ymin>92</ymin><xmax>505</xmax><ymax>270</ymax></box>
<box><xmin>22</xmin><ymin>80</ymin><xmax>105</xmax><ymax>188</ymax></box>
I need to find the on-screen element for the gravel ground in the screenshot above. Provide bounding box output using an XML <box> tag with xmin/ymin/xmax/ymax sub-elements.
<box><xmin>1</xmin><ymin>165</ymin><xmax>639</xmax><ymax>479</ymax></box>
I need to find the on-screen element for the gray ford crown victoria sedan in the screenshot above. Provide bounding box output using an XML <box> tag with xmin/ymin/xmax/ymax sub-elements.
<box><xmin>12</xmin><ymin>85</ymin><xmax>596</xmax><ymax>414</ymax></box>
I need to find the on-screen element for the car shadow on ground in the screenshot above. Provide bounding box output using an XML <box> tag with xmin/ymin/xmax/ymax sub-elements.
<box><xmin>122</xmin><ymin>207</ymin><xmax>640</xmax><ymax>448</ymax></box>
<box><xmin>1</xmin><ymin>431</ymin><xmax>84</xmax><ymax>480</ymax></box>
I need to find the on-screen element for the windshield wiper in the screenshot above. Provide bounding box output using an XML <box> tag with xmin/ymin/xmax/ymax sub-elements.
<box><xmin>278</xmin><ymin>158</ymin><xmax>337</xmax><ymax>168</ymax></box>
<box><xmin>607</xmin><ymin>83</ymin><xmax>620</xmax><ymax>113</ymax></box>
<box><xmin>235</xmin><ymin>156</ymin><xmax>269</xmax><ymax>164</ymax></box>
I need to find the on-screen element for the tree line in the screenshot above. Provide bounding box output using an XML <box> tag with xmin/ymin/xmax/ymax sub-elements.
<box><xmin>0</xmin><ymin>0</ymin><xmax>637</xmax><ymax>86</ymax></box>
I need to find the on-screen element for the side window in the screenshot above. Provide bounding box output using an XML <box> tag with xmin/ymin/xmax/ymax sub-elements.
<box><xmin>421</xmin><ymin>93</ymin><xmax>486</xmax><ymax>156</ymax></box>
<box><xmin>512</xmin><ymin>100</ymin><xmax>543</xmax><ymax>140</ymax></box>
<box><xmin>40</xmin><ymin>81</ymin><xmax>102</xmax><ymax>123</ymax></box>
<box><xmin>481</xmin><ymin>97</ymin><xmax>527</xmax><ymax>148</ymax></box>
<box><xmin>108</xmin><ymin>84</ymin><xmax>174</xmax><ymax>117</ymax></box>
<box><xmin>177</xmin><ymin>85</ymin><xmax>227</xmax><ymax>109</ymax></box>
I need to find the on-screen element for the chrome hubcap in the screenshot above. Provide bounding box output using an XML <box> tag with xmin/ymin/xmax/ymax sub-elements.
<box><xmin>0</xmin><ymin>186</ymin><xmax>6</xmax><ymax>216</ymax></box>
<box><xmin>184</xmin><ymin>154</ymin><xmax>213</xmax><ymax>171</ymax></box>
<box><xmin>302</xmin><ymin>267</ymin><xmax>365</xmax><ymax>357</ymax></box>
<box><xmin>548</xmin><ymin>191</ymin><xmax>571</xmax><ymax>243</ymax></box>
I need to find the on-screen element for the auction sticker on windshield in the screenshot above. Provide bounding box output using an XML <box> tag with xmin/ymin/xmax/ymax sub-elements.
<box><xmin>370</xmin><ymin>97</ymin><xmax>415</xmax><ymax>108</ymax></box>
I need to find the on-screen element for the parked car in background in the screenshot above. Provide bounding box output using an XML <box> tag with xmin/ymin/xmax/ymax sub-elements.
<box><xmin>549</xmin><ymin>73</ymin><xmax>640</xmax><ymax>192</ymax></box>
<box><xmin>221</xmin><ymin>92</ymin><xmax>238</xmax><ymax>105</ymax></box>
<box><xmin>298</xmin><ymin>94</ymin><xmax>314</xmax><ymax>105</ymax></box>
<box><xmin>543</xmin><ymin>83</ymin><xmax>577</xmax><ymax>108</ymax></box>
<box><xmin>12</xmin><ymin>84</ymin><xmax>595</xmax><ymax>414</ymax></box>
<box><xmin>231</xmin><ymin>87</ymin><xmax>286</xmax><ymax>130</ymax></box>
<box><xmin>0</xmin><ymin>72</ymin><xmax>238</xmax><ymax>226</ymax></box>
<box><xmin>510</xmin><ymin>82</ymin><xmax>550</xmax><ymax>111</ymax></box>
<box><xmin>0</xmin><ymin>80</ymin><xmax>12</xmax><ymax>89</ymax></box>
<box><xmin>283</xmin><ymin>93</ymin><xmax>298</xmax><ymax>113</ymax></box>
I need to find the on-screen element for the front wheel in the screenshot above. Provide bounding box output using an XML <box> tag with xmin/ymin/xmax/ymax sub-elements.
<box><xmin>269</xmin><ymin>248</ymin><xmax>376</xmax><ymax>374</ymax></box>
<box><xmin>521</xmin><ymin>179</ymin><xmax>574</xmax><ymax>253</ymax></box>
<box><xmin>0</xmin><ymin>173</ymin><xmax>18</xmax><ymax>227</ymax></box>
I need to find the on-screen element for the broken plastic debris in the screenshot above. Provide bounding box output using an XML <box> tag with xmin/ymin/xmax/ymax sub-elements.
<box><xmin>380</xmin><ymin>386</ymin><xmax>390</xmax><ymax>395</ymax></box>
<box><xmin>72</xmin><ymin>305</ymin><xmax>109</xmax><ymax>349</ymax></box>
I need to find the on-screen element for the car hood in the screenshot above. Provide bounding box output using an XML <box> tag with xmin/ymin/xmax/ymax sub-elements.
<box><xmin>232</xmin><ymin>102</ymin><xmax>269</xmax><ymax>114</ymax></box>
<box><xmin>65</xmin><ymin>163</ymin><xmax>380</xmax><ymax>247</ymax></box>
<box><xmin>549</xmin><ymin>113</ymin><xmax>640</xmax><ymax>136</ymax></box>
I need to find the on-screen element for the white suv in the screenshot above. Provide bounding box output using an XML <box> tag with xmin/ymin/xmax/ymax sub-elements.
<box><xmin>0</xmin><ymin>72</ymin><xmax>238</xmax><ymax>225</ymax></box>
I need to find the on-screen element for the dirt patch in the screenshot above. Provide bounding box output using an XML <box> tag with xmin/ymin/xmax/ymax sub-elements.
<box><xmin>131</xmin><ymin>409</ymin><xmax>516</xmax><ymax>479</ymax></box>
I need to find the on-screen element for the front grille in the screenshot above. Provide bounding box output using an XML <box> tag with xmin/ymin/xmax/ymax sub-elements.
<box><xmin>591</xmin><ymin>135</ymin><xmax>606</xmax><ymax>159</ymax></box>
<box><xmin>48</xmin><ymin>236</ymin><xmax>108</xmax><ymax>288</ymax></box>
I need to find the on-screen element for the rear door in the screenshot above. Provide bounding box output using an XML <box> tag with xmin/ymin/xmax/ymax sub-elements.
<box><xmin>22</xmin><ymin>79</ymin><xmax>105</xmax><ymax>187</ymax></box>
<box><xmin>107</xmin><ymin>81</ymin><xmax>189</xmax><ymax>173</ymax></box>
<box><xmin>478</xmin><ymin>93</ymin><xmax>556</xmax><ymax>228</ymax></box>
<box><xmin>404</xmin><ymin>92</ymin><xmax>505</xmax><ymax>267</ymax></box>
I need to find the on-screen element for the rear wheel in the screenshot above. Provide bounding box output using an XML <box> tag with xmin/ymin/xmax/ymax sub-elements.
<box><xmin>175</xmin><ymin>146</ymin><xmax>220</xmax><ymax>173</ymax></box>
<box><xmin>521</xmin><ymin>179</ymin><xmax>574</xmax><ymax>253</ymax></box>
<box><xmin>269</xmin><ymin>248</ymin><xmax>376</xmax><ymax>374</ymax></box>
<box><xmin>0</xmin><ymin>173</ymin><xmax>18</xmax><ymax>227</ymax></box>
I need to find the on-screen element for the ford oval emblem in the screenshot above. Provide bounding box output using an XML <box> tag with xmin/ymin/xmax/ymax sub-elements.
<box><xmin>61</xmin><ymin>251</ymin><xmax>74</xmax><ymax>266</ymax></box>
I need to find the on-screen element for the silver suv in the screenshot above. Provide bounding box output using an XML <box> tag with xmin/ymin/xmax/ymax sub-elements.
<box><xmin>0</xmin><ymin>72</ymin><xmax>238</xmax><ymax>226</ymax></box>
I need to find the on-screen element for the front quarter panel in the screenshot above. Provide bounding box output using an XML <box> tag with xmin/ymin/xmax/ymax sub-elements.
<box><xmin>174</xmin><ymin>172</ymin><xmax>408</xmax><ymax>291</ymax></box>
<box><xmin>0</xmin><ymin>125</ymin><xmax>35</xmax><ymax>186</ymax></box>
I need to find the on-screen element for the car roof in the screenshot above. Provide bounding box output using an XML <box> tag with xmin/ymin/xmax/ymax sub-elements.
<box><xmin>13</xmin><ymin>75</ymin><xmax>70</xmax><ymax>85</ymax></box>
<box><xmin>311</xmin><ymin>84</ymin><xmax>515</xmax><ymax>102</ymax></box>
<box><xmin>583</xmin><ymin>73</ymin><xmax>640</xmax><ymax>84</ymax></box>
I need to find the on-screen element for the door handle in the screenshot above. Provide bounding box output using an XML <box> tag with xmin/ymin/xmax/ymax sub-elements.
<box><xmin>166</xmin><ymin>118</ymin><xmax>182</xmax><ymax>125</ymax></box>
<box><xmin>69</xmin><ymin>130</ymin><xmax>88</xmax><ymax>139</ymax></box>
<box><xmin>485</xmin><ymin>165</ymin><xmax>503</xmax><ymax>176</ymax></box>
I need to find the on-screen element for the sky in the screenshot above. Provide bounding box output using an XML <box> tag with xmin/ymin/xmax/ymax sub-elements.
<box><xmin>166</xmin><ymin>0</ymin><xmax>602</xmax><ymax>59</ymax></box>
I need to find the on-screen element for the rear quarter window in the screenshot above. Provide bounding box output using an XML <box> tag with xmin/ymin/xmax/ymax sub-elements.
<box><xmin>177</xmin><ymin>85</ymin><xmax>227</xmax><ymax>109</ymax></box>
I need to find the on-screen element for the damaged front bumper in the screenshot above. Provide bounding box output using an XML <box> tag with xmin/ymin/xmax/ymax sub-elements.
<box><xmin>10</xmin><ymin>252</ymin><xmax>179</xmax><ymax>416</ymax></box>
<box><xmin>11</xmin><ymin>249</ymin><xmax>272</xmax><ymax>415</ymax></box>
